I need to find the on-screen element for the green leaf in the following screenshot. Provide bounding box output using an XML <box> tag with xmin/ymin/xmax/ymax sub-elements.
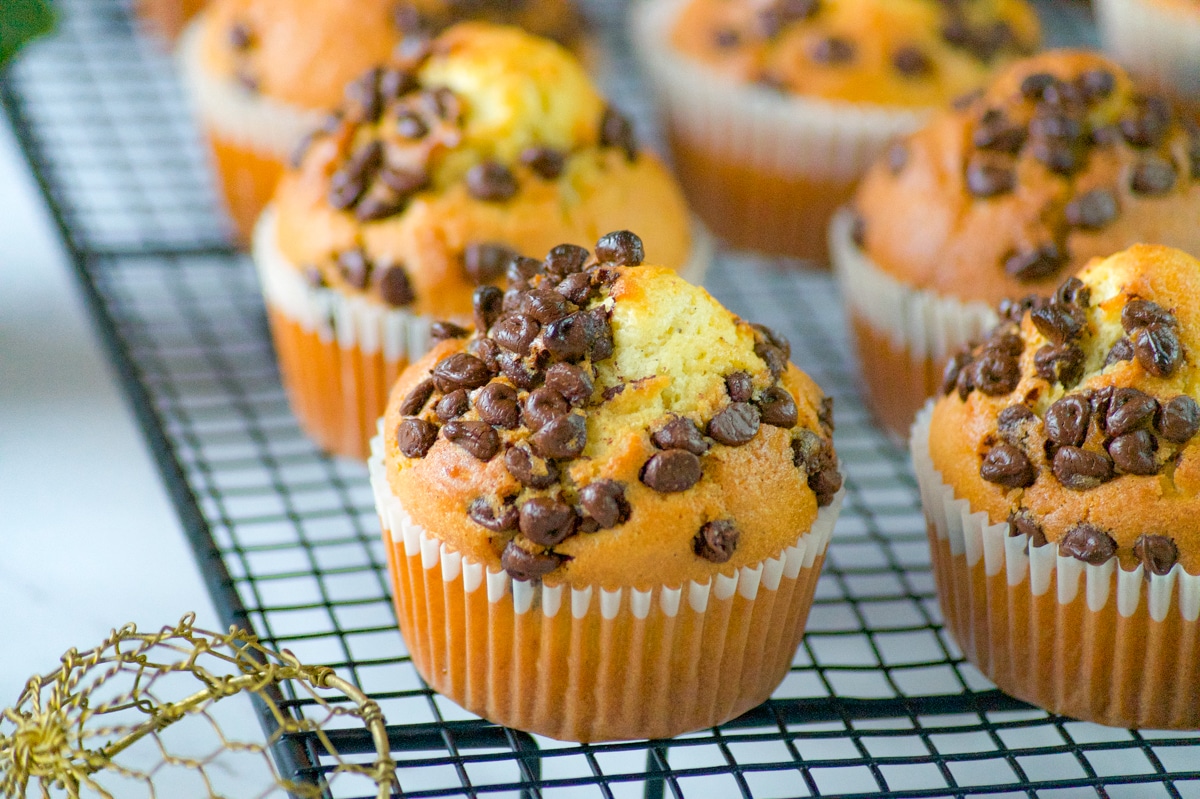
<box><xmin>0</xmin><ymin>0</ymin><xmax>56</xmax><ymax>68</ymax></box>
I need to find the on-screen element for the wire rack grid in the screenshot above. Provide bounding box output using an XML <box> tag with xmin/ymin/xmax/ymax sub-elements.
<box><xmin>3</xmin><ymin>0</ymin><xmax>1200</xmax><ymax>796</ymax></box>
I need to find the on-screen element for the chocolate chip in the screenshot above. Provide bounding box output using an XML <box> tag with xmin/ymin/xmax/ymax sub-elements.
<box><xmin>337</xmin><ymin>249</ymin><xmax>372</xmax><ymax>290</ymax></box>
<box><xmin>1157</xmin><ymin>396</ymin><xmax>1200</xmax><ymax>443</ymax></box>
<box><xmin>1053</xmin><ymin>277</ymin><xmax>1091</xmax><ymax>309</ymax></box>
<box><xmin>422</xmin><ymin>87</ymin><xmax>460</xmax><ymax>122</ymax></box>
<box><xmin>530</xmin><ymin>413</ymin><xmax>587</xmax><ymax>459</ymax></box>
<box><xmin>1031</xmin><ymin>139</ymin><xmax>1081</xmax><ymax>175</ymax></box>
<box><xmin>522</xmin><ymin>388</ymin><xmax>568</xmax><ymax>432</ymax></box>
<box><xmin>811</xmin><ymin>36</ymin><xmax>855</xmax><ymax>64</ymax></box>
<box><xmin>341</xmin><ymin>138</ymin><xmax>384</xmax><ymax>185</ymax></box>
<box><xmin>1045</xmin><ymin>395</ymin><xmax>1090</xmax><ymax>448</ymax></box>
<box><xmin>395</xmin><ymin>110</ymin><xmax>428</xmax><ymax>139</ymax></box>
<box><xmin>708</xmin><ymin>402</ymin><xmax>761</xmax><ymax>446</ymax></box>
<box><xmin>469</xmin><ymin>287</ymin><xmax>503</xmax><ymax>334</ymax></box>
<box><xmin>954</xmin><ymin>359</ymin><xmax>976</xmax><ymax>399</ymax></box>
<box><xmin>1005</xmin><ymin>244</ymin><xmax>1068</xmax><ymax>282</ymax></box>
<box><xmin>652</xmin><ymin>417</ymin><xmax>710</xmax><ymax>455</ymax></box>
<box><xmin>1131</xmin><ymin>156</ymin><xmax>1177</xmax><ymax>196</ymax></box>
<box><xmin>1134</xmin><ymin>534</ymin><xmax>1178</xmax><ymax>576</ymax></box>
<box><xmin>1109</xmin><ymin>430</ymin><xmax>1158</xmax><ymax>475</ymax></box>
<box><xmin>893</xmin><ymin>45</ymin><xmax>932</xmax><ymax>76</ymax></box>
<box><xmin>757</xmin><ymin>386</ymin><xmax>798</xmax><ymax>428</ymax></box>
<box><xmin>468</xmin><ymin>497</ymin><xmax>518</xmax><ymax>532</ymax></box>
<box><xmin>462</xmin><ymin>243</ymin><xmax>516</xmax><ymax>286</ymax></box>
<box><xmin>790</xmin><ymin>429</ymin><xmax>823</xmax><ymax>472</ymax></box>
<box><xmin>971</xmin><ymin>351</ymin><xmax>1020</xmax><ymax>396</ymax></box>
<box><xmin>1122</xmin><ymin>298</ymin><xmax>1176</xmax><ymax>332</ymax></box>
<box><xmin>599</xmin><ymin>106</ymin><xmax>637</xmax><ymax>161</ymax></box>
<box><xmin>431</xmin><ymin>321</ymin><xmax>469</xmax><ymax>340</ymax></box>
<box><xmin>1031</xmin><ymin>303</ymin><xmax>1085</xmax><ymax>344</ymax></box>
<box><xmin>1077</xmin><ymin>69</ymin><xmax>1115</xmax><ymax>103</ymax></box>
<box><xmin>432</xmin><ymin>353</ymin><xmax>492</xmax><ymax>392</ymax></box>
<box><xmin>641</xmin><ymin>449</ymin><xmax>702</xmax><ymax>493</ymax></box>
<box><xmin>344</xmin><ymin>68</ymin><xmax>383</xmax><ymax>123</ymax></box>
<box><xmin>1052</xmin><ymin>446</ymin><xmax>1113</xmax><ymax>490</ymax></box>
<box><xmin>501</xmin><ymin>540</ymin><xmax>564</xmax><ymax>581</ymax></box>
<box><xmin>712</xmin><ymin>26</ymin><xmax>740</xmax><ymax>48</ymax></box>
<box><xmin>377</xmin><ymin>166</ymin><xmax>429</xmax><ymax>197</ymax></box>
<box><xmin>442</xmin><ymin>420</ymin><xmax>500</xmax><ymax>461</ymax></box>
<box><xmin>693</xmin><ymin>520</ymin><xmax>739</xmax><ymax>563</ymax></box>
<box><xmin>491</xmin><ymin>315</ymin><xmax>541</xmax><ymax>356</ymax></box>
<box><xmin>355</xmin><ymin>190</ymin><xmax>409</xmax><ymax>223</ymax></box>
<box><xmin>1105</xmin><ymin>337</ymin><xmax>1134</xmax><ymax>367</ymax></box>
<box><xmin>1029</xmin><ymin>111</ymin><xmax>1084</xmax><ymax>143</ymax></box>
<box><xmin>544</xmin><ymin>363</ymin><xmax>593</xmax><ymax>406</ymax></box>
<box><xmin>973</xmin><ymin>110</ymin><xmax>1027</xmax><ymax>153</ymax></box>
<box><xmin>504</xmin><ymin>443</ymin><xmax>558</xmax><ymax>489</ymax></box>
<box><xmin>556</xmin><ymin>273</ymin><xmax>594</xmax><ymax>306</ymax></box>
<box><xmin>507</xmin><ymin>256</ymin><xmax>542</xmax><ymax>290</ymax></box>
<box><xmin>397</xmin><ymin>418</ymin><xmax>438</xmax><ymax>458</ymax></box>
<box><xmin>466</xmin><ymin>161</ymin><xmax>518</xmax><ymax>202</ymax></box>
<box><xmin>942</xmin><ymin>353</ymin><xmax>973</xmax><ymax>396</ymax></box>
<box><xmin>1120</xmin><ymin>96</ymin><xmax>1171</xmax><ymax>148</ymax></box>
<box><xmin>469</xmin><ymin>336</ymin><xmax>501</xmax><ymax>372</ymax></box>
<box><xmin>1064</xmin><ymin>188</ymin><xmax>1118</xmax><ymax>230</ymax></box>
<box><xmin>755</xmin><ymin>344</ymin><xmax>787</xmax><ymax>378</ymax></box>
<box><xmin>752</xmin><ymin>324</ymin><xmax>792</xmax><ymax>358</ymax></box>
<box><xmin>966</xmin><ymin>157</ymin><xmax>1015</xmax><ymax>197</ymax></box>
<box><xmin>1059</xmin><ymin>523</ymin><xmax>1117</xmax><ymax>564</ymax></box>
<box><xmin>520</xmin><ymin>146</ymin><xmax>565</xmax><ymax>180</ymax></box>
<box><xmin>997</xmin><ymin>404</ymin><xmax>1036</xmax><ymax>441</ymax></box>
<box><xmin>544</xmin><ymin>244</ymin><xmax>590</xmax><ymax>277</ymax></box>
<box><xmin>1008</xmin><ymin>510</ymin><xmax>1047</xmax><ymax>547</ymax></box>
<box><xmin>234</xmin><ymin>67</ymin><xmax>259</xmax><ymax>92</ymax></box>
<box><xmin>998</xmin><ymin>295</ymin><xmax>1038</xmax><ymax>323</ymax></box>
<box><xmin>819</xmin><ymin>396</ymin><xmax>835</xmax><ymax>433</ymax></box>
<box><xmin>229</xmin><ymin>21</ymin><xmax>254</xmax><ymax>49</ymax></box>
<box><xmin>726</xmin><ymin>372</ymin><xmax>754</xmax><ymax>403</ymax></box>
<box><xmin>379</xmin><ymin>264</ymin><xmax>416</xmax><ymax>306</ymax></box>
<box><xmin>953</xmin><ymin>89</ymin><xmax>984</xmax><ymax>110</ymax></box>
<box><xmin>810</xmin><ymin>465</ymin><xmax>843</xmax><ymax>506</ymax></box>
<box><xmin>1090</xmin><ymin>386</ymin><xmax>1115</xmax><ymax>428</ymax></box>
<box><xmin>378</xmin><ymin>67</ymin><xmax>416</xmax><ymax>101</ymax></box>
<box><xmin>518</xmin><ymin>498</ymin><xmax>578</xmax><ymax>546</ymax></box>
<box><xmin>496</xmin><ymin>351</ymin><xmax>539</xmax><ymax>390</ymax></box>
<box><xmin>602</xmin><ymin>384</ymin><xmax>625</xmax><ymax>401</ymax></box>
<box><xmin>1134</xmin><ymin>322</ymin><xmax>1182</xmax><ymax>378</ymax></box>
<box><xmin>544</xmin><ymin>309</ymin><xmax>611</xmax><ymax>362</ymax></box>
<box><xmin>1020</xmin><ymin>72</ymin><xmax>1059</xmax><ymax>100</ymax></box>
<box><xmin>520</xmin><ymin>289</ymin><xmax>574</xmax><ymax>325</ymax></box>
<box><xmin>985</xmin><ymin>329</ymin><xmax>1025</xmax><ymax>357</ymax></box>
<box><xmin>595</xmin><ymin>230</ymin><xmax>645</xmax><ymax>266</ymax></box>
<box><xmin>435</xmin><ymin>389</ymin><xmax>469</xmax><ymax>421</ymax></box>
<box><xmin>399</xmin><ymin>378</ymin><xmax>436</xmax><ymax>416</ymax></box>
<box><xmin>1106</xmin><ymin>387</ymin><xmax>1159</xmax><ymax>436</ymax></box>
<box><xmin>473</xmin><ymin>382</ymin><xmax>518</xmax><ymax>429</ymax></box>
<box><xmin>980</xmin><ymin>443</ymin><xmax>1036</xmax><ymax>488</ymax></box>
<box><xmin>579</xmin><ymin>480</ymin><xmax>629</xmax><ymax>529</ymax></box>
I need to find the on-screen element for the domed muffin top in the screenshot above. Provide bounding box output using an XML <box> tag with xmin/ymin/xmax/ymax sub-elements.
<box><xmin>929</xmin><ymin>244</ymin><xmax>1200</xmax><ymax>575</ymax></box>
<box><xmin>854</xmin><ymin>50</ymin><xmax>1200</xmax><ymax>305</ymax></box>
<box><xmin>383</xmin><ymin>231</ymin><xmax>840</xmax><ymax>587</ymax></box>
<box><xmin>669</xmin><ymin>0</ymin><xmax>1040</xmax><ymax>107</ymax></box>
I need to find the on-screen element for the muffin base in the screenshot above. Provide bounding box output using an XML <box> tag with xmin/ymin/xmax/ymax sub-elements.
<box><xmin>369</xmin><ymin>434</ymin><xmax>843</xmax><ymax>742</ymax></box>
<box><xmin>912</xmin><ymin>406</ymin><xmax>1200</xmax><ymax>729</ymax></box>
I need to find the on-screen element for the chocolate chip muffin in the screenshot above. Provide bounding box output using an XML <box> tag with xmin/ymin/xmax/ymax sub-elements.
<box><xmin>254</xmin><ymin>22</ymin><xmax>705</xmax><ymax>459</ymax></box>
<box><xmin>833</xmin><ymin>49</ymin><xmax>1200</xmax><ymax>440</ymax></box>
<box><xmin>179</xmin><ymin>0</ymin><xmax>590</xmax><ymax>241</ymax></box>
<box><xmin>633</xmin><ymin>0</ymin><xmax>1040</xmax><ymax>261</ymax></box>
<box><xmin>913</xmin><ymin>243</ymin><xmax>1200</xmax><ymax>729</ymax></box>
<box><xmin>1097</xmin><ymin>0</ymin><xmax>1200</xmax><ymax>109</ymax></box>
<box><xmin>369</xmin><ymin>230</ymin><xmax>842</xmax><ymax>741</ymax></box>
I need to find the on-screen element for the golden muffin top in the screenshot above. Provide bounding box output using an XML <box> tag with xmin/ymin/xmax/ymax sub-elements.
<box><xmin>383</xmin><ymin>231</ymin><xmax>840</xmax><ymax>587</ymax></box>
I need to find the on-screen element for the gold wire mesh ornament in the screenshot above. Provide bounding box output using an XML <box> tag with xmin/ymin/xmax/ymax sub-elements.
<box><xmin>0</xmin><ymin>614</ymin><xmax>396</xmax><ymax>799</ymax></box>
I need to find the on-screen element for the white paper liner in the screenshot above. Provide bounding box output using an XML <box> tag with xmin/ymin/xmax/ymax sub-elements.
<box><xmin>1096</xmin><ymin>0</ymin><xmax>1200</xmax><ymax>103</ymax></box>
<box><xmin>178</xmin><ymin>17</ymin><xmax>322</xmax><ymax>158</ymax></box>
<box><xmin>631</xmin><ymin>0</ymin><xmax>928</xmax><ymax>184</ymax></box>
<box><xmin>911</xmin><ymin>403</ymin><xmax>1200</xmax><ymax>624</ymax></box>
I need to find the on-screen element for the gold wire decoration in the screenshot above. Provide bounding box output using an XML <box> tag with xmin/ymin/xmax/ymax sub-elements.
<box><xmin>0</xmin><ymin>613</ymin><xmax>396</xmax><ymax>799</ymax></box>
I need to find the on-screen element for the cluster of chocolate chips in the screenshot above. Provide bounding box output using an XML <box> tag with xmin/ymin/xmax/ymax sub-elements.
<box><xmin>304</xmin><ymin>247</ymin><xmax>417</xmax><ymax>307</ymax></box>
<box><xmin>1103</xmin><ymin>297</ymin><xmax>1183</xmax><ymax>378</ymax></box>
<box><xmin>393</xmin><ymin>230</ymin><xmax>836</xmax><ymax>580</ymax></box>
<box><xmin>1007</xmin><ymin>512</ymin><xmax>1180</xmax><ymax>574</ymax></box>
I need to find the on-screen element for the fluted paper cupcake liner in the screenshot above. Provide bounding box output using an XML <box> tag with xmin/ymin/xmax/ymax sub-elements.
<box><xmin>368</xmin><ymin>431</ymin><xmax>843</xmax><ymax>742</ymax></box>
<box><xmin>830</xmin><ymin>208</ymin><xmax>998</xmax><ymax>440</ymax></box>
<box><xmin>911</xmin><ymin>404</ymin><xmax>1200</xmax><ymax>729</ymax></box>
<box><xmin>1096</xmin><ymin>0</ymin><xmax>1200</xmax><ymax>106</ymax></box>
<box><xmin>254</xmin><ymin>208</ymin><xmax>714</xmax><ymax>459</ymax></box>
<box><xmin>632</xmin><ymin>0</ymin><xmax>926</xmax><ymax>261</ymax></box>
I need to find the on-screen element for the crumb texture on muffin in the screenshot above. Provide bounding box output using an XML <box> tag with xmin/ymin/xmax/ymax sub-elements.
<box><xmin>383</xmin><ymin>231</ymin><xmax>840</xmax><ymax>588</ymax></box>
<box><xmin>930</xmin><ymin>244</ymin><xmax>1200</xmax><ymax>574</ymax></box>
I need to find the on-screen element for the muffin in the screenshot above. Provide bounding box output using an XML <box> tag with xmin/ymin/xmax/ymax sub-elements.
<box><xmin>633</xmin><ymin>0</ymin><xmax>1041</xmax><ymax>261</ymax></box>
<box><xmin>368</xmin><ymin>230</ymin><xmax>843</xmax><ymax>742</ymax></box>
<box><xmin>255</xmin><ymin>22</ymin><xmax>706</xmax><ymax>459</ymax></box>
<box><xmin>136</xmin><ymin>0</ymin><xmax>207</xmax><ymax>42</ymax></box>
<box><xmin>179</xmin><ymin>0</ymin><xmax>589</xmax><ymax>241</ymax></box>
<box><xmin>1096</xmin><ymin>0</ymin><xmax>1200</xmax><ymax>110</ymax></box>
<box><xmin>913</xmin><ymin>244</ymin><xmax>1200</xmax><ymax>729</ymax></box>
<box><xmin>832</xmin><ymin>50</ymin><xmax>1200</xmax><ymax>441</ymax></box>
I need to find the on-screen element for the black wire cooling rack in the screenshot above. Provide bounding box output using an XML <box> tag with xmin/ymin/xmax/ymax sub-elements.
<box><xmin>4</xmin><ymin>0</ymin><xmax>1200</xmax><ymax>796</ymax></box>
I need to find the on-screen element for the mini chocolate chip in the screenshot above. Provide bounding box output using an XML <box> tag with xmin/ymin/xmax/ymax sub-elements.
<box><xmin>1077</xmin><ymin>69</ymin><xmax>1115</xmax><ymax>103</ymax></box>
<box><xmin>602</xmin><ymin>384</ymin><xmax>625</xmax><ymax>401</ymax></box>
<box><xmin>1109</xmin><ymin>429</ymin><xmax>1158</xmax><ymax>475</ymax></box>
<box><xmin>708</xmin><ymin>402</ymin><xmax>761</xmax><ymax>446</ymax></box>
<box><xmin>355</xmin><ymin>190</ymin><xmax>409</xmax><ymax>223</ymax></box>
<box><xmin>1090</xmin><ymin>386</ymin><xmax>1115</xmax><ymax>428</ymax></box>
<box><xmin>506</xmin><ymin>256</ymin><xmax>542</xmax><ymax>290</ymax></box>
<box><xmin>475</xmin><ymin>382</ymin><xmax>520</xmax><ymax>429</ymax></box>
<box><xmin>544</xmin><ymin>244</ymin><xmax>590</xmax><ymax>277</ymax></box>
<box><xmin>1053</xmin><ymin>277</ymin><xmax>1091</xmax><ymax>309</ymax></box>
<box><xmin>1020</xmin><ymin>72</ymin><xmax>1059</xmax><ymax>100</ymax></box>
<box><xmin>953</xmin><ymin>89</ymin><xmax>984</xmax><ymax>110</ymax></box>
<box><xmin>435</xmin><ymin>389</ymin><xmax>469</xmax><ymax>421</ymax></box>
<box><xmin>752</xmin><ymin>324</ymin><xmax>792</xmax><ymax>358</ymax></box>
<box><xmin>885</xmin><ymin>143</ymin><xmax>908</xmax><ymax>175</ymax></box>
<box><xmin>430</xmin><ymin>321</ymin><xmax>469</xmax><ymax>340</ymax></box>
<box><xmin>955</xmin><ymin>359</ymin><xmax>976</xmax><ymax>399</ymax></box>
<box><xmin>726</xmin><ymin>372</ymin><xmax>754</xmax><ymax>403</ymax></box>
<box><xmin>1107</xmin><ymin>387</ymin><xmax>1159</xmax><ymax>436</ymax></box>
<box><xmin>1158</xmin><ymin>396</ymin><xmax>1200</xmax><ymax>443</ymax></box>
<box><xmin>595</xmin><ymin>230</ymin><xmax>645</xmax><ymax>266</ymax></box>
<box><xmin>530</xmin><ymin>413</ymin><xmax>587</xmax><ymax>459</ymax></box>
<box><xmin>600</xmin><ymin>106</ymin><xmax>637</xmax><ymax>161</ymax></box>
<box><xmin>980</xmin><ymin>443</ymin><xmax>1035</xmax><ymax>488</ymax></box>
<box><xmin>985</xmin><ymin>330</ymin><xmax>1024</xmax><ymax>357</ymax></box>
<box><xmin>443</xmin><ymin>420</ymin><xmax>500</xmax><ymax>461</ymax></box>
<box><xmin>1120</xmin><ymin>97</ymin><xmax>1171</xmax><ymax>148</ymax></box>
<box><xmin>755</xmin><ymin>344</ymin><xmax>787</xmax><ymax>378</ymax></box>
<box><xmin>973</xmin><ymin>110</ymin><xmax>1027</xmax><ymax>153</ymax></box>
<box><xmin>713</xmin><ymin>27</ymin><xmax>740</xmax><ymax>48</ymax></box>
<box><xmin>810</xmin><ymin>465</ymin><xmax>843</xmax><ymax>507</ymax></box>
<box><xmin>544</xmin><ymin>363</ymin><xmax>593</xmax><ymax>406</ymax></box>
<box><xmin>757</xmin><ymin>386</ymin><xmax>798</xmax><ymax>428</ymax></box>
<box><xmin>1105</xmin><ymin>337</ymin><xmax>1135</xmax><ymax>367</ymax></box>
<box><xmin>379</xmin><ymin>264</ymin><xmax>416</xmax><ymax>306</ymax></box>
<box><xmin>819</xmin><ymin>396</ymin><xmax>835</xmax><ymax>433</ymax></box>
<box><xmin>1131</xmin><ymin>156</ymin><xmax>1177</xmax><ymax>195</ymax></box>
<box><xmin>997</xmin><ymin>404</ymin><xmax>1036</xmax><ymax>440</ymax></box>
<box><xmin>1031</xmin><ymin>140</ymin><xmax>1081</xmax><ymax>175</ymax></box>
<box><xmin>1045</xmin><ymin>395</ymin><xmax>1090</xmax><ymax>448</ymax></box>
<box><xmin>971</xmin><ymin>352</ymin><xmax>1020</xmax><ymax>396</ymax></box>
<box><xmin>652</xmin><ymin>417</ymin><xmax>710</xmax><ymax>455</ymax></box>
<box><xmin>228</xmin><ymin>22</ymin><xmax>254</xmax><ymax>49</ymax></box>
<box><xmin>641</xmin><ymin>449</ymin><xmax>703</xmax><ymax>493</ymax></box>
<box><xmin>811</xmin><ymin>36</ymin><xmax>855</xmax><ymax>64</ymax></box>
<box><xmin>523</xmin><ymin>388</ymin><xmax>569</xmax><ymax>432</ymax></box>
<box><xmin>1122</xmin><ymin>298</ymin><xmax>1176</xmax><ymax>332</ymax></box>
<box><xmin>1005</xmin><ymin>244</ymin><xmax>1068</xmax><ymax>282</ymax></box>
<box><xmin>966</xmin><ymin>157</ymin><xmax>1015</xmax><ymax>197</ymax></box>
<box><xmin>377</xmin><ymin>167</ymin><xmax>429</xmax><ymax>199</ymax></box>
<box><xmin>1031</xmin><ymin>303</ymin><xmax>1085</xmax><ymax>344</ymax></box>
<box><xmin>1134</xmin><ymin>322</ymin><xmax>1182</xmax><ymax>378</ymax></box>
<box><xmin>399</xmin><ymin>378</ymin><xmax>436</xmax><ymax>416</ymax></box>
<box><xmin>893</xmin><ymin>45</ymin><xmax>932</xmax><ymax>76</ymax></box>
<box><xmin>556</xmin><ymin>273</ymin><xmax>594</xmax><ymax>305</ymax></box>
<box><xmin>1029</xmin><ymin>111</ymin><xmax>1084</xmax><ymax>143</ymax></box>
<box><xmin>463</xmin><ymin>243</ymin><xmax>516</xmax><ymax>285</ymax></box>
<box><xmin>942</xmin><ymin>353</ymin><xmax>973</xmax><ymax>396</ymax></box>
<box><xmin>998</xmin><ymin>295</ymin><xmax>1037</xmax><ymax>323</ymax></box>
<box><xmin>473</xmin><ymin>285</ymin><xmax>504</xmax><ymax>332</ymax></box>
<box><xmin>1134</xmin><ymin>534</ymin><xmax>1178</xmax><ymax>576</ymax></box>
<box><xmin>329</xmin><ymin>173</ymin><xmax>366</xmax><ymax>211</ymax></box>
<box><xmin>395</xmin><ymin>110</ymin><xmax>428</xmax><ymax>139</ymax></box>
<box><xmin>344</xmin><ymin>68</ymin><xmax>383</xmax><ymax>122</ymax></box>
<box><xmin>520</xmin><ymin>146</ymin><xmax>565</xmax><ymax>180</ymax></box>
<box><xmin>519</xmin><ymin>497</ymin><xmax>578</xmax><ymax>546</ymax></box>
<box><xmin>544</xmin><ymin>309</ymin><xmax>611</xmax><ymax>362</ymax></box>
<box><xmin>491</xmin><ymin>315</ymin><xmax>541</xmax><ymax>356</ymax></box>
<box><xmin>1060</xmin><ymin>523</ymin><xmax>1117</xmax><ymax>564</ymax></box>
<box><xmin>466</xmin><ymin>161</ymin><xmax>518</xmax><ymax>202</ymax></box>
<box><xmin>378</xmin><ymin>67</ymin><xmax>416</xmax><ymax>101</ymax></box>
<box><xmin>1064</xmin><ymin>188</ymin><xmax>1118</xmax><ymax>230</ymax></box>
<box><xmin>468</xmin><ymin>497</ymin><xmax>518</xmax><ymax>532</ymax></box>
<box><xmin>1052</xmin><ymin>446</ymin><xmax>1113</xmax><ymax>490</ymax></box>
<box><xmin>694</xmin><ymin>520</ymin><xmax>739</xmax><ymax>563</ymax></box>
<box><xmin>469</xmin><ymin>337</ymin><xmax>501</xmax><ymax>372</ymax></box>
<box><xmin>579</xmin><ymin>480</ymin><xmax>629</xmax><ymax>529</ymax></box>
<box><xmin>432</xmin><ymin>353</ymin><xmax>492</xmax><ymax>392</ymax></box>
<box><xmin>790</xmin><ymin>429</ymin><xmax>823</xmax><ymax>473</ymax></box>
<box><xmin>504</xmin><ymin>443</ymin><xmax>559</xmax><ymax>489</ymax></box>
<box><xmin>338</xmin><ymin>249</ymin><xmax>372</xmax><ymax>290</ymax></box>
<box><xmin>234</xmin><ymin>67</ymin><xmax>259</xmax><ymax>92</ymax></box>
<box><xmin>520</xmin><ymin>288</ymin><xmax>575</xmax><ymax>325</ymax></box>
<box><xmin>397</xmin><ymin>418</ymin><xmax>438</xmax><ymax>458</ymax></box>
<box><xmin>501</xmin><ymin>540</ymin><xmax>564</xmax><ymax>581</ymax></box>
<box><xmin>1008</xmin><ymin>510</ymin><xmax>1047</xmax><ymax>547</ymax></box>
<box><xmin>496</xmin><ymin>351</ymin><xmax>539</xmax><ymax>390</ymax></box>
